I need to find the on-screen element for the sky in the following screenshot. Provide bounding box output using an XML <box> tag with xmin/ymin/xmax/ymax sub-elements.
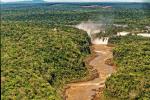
<box><xmin>1</xmin><ymin>0</ymin><xmax>149</xmax><ymax>2</ymax></box>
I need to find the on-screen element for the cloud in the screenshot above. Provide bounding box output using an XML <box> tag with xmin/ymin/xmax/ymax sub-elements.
<box><xmin>1</xmin><ymin>0</ymin><xmax>31</xmax><ymax>2</ymax></box>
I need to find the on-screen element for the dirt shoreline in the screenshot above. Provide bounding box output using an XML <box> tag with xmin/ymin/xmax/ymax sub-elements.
<box><xmin>62</xmin><ymin>46</ymin><xmax>99</xmax><ymax>100</ymax></box>
<box><xmin>63</xmin><ymin>44</ymin><xmax>115</xmax><ymax>100</ymax></box>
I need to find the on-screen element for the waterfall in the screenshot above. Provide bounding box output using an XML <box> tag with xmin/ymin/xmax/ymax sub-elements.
<box><xmin>91</xmin><ymin>37</ymin><xmax>109</xmax><ymax>45</ymax></box>
<box><xmin>75</xmin><ymin>21</ymin><xmax>110</xmax><ymax>45</ymax></box>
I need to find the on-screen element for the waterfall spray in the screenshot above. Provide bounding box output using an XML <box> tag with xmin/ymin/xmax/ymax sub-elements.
<box><xmin>75</xmin><ymin>21</ymin><xmax>109</xmax><ymax>45</ymax></box>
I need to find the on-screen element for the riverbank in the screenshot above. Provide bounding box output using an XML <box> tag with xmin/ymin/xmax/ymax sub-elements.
<box><xmin>64</xmin><ymin>44</ymin><xmax>115</xmax><ymax>100</ymax></box>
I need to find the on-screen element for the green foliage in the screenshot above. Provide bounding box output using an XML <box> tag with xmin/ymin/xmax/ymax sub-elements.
<box><xmin>1</xmin><ymin>3</ymin><xmax>150</xmax><ymax>100</ymax></box>
<box><xmin>1</xmin><ymin>21</ymin><xmax>90</xmax><ymax>99</ymax></box>
<box><xmin>105</xmin><ymin>36</ymin><xmax>150</xmax><ymax>100</ymax></box>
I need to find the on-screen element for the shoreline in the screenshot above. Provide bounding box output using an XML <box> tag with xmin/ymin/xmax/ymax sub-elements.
<box><xmin>63</xmin><ymin>44</ymin><xmax>115</xmax><ymax>100</ymax></box>
<box><xmin>62</xmin><ymin>45</ymin><xmax>99</xmax><ymax>100</ymax></box>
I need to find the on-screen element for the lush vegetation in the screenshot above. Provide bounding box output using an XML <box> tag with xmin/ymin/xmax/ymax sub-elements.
<box><xmin>1</xmin><ymin>2</ymin><xmax>150</xmax><ymax>100</ymax></box>
<box><xmin>1</xmin><ymin>21</ymin><xmax>90</xmax><ymax>99</ymax></box>
<box><xmin>105</xmin><ymin>36</ymin><xmax>150</xmax><ymax>99</ymax></box>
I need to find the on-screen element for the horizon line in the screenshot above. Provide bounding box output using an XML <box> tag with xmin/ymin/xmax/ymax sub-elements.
<box><xmin>1</xmin><ymin>1</ymin><xmax>150</xmax><ymax>3</ymax></box>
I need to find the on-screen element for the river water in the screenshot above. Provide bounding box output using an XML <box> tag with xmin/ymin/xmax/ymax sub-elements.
<box><xmin>65</xmin><ymin>45</ymin><xmax>115</xmax><ymax>100</ymax></box>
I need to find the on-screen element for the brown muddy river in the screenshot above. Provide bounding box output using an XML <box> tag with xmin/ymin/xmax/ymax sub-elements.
<box><xmin>65</xmin><ymin>45</ymin><xmax>115</xmax><ymax>100</ymax></box>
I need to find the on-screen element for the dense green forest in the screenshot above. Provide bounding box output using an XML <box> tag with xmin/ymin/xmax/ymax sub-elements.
<box><xmin>1</xmin><ymin>3</ymin><xmax>150</xmax><ymax>100</ymax></box>
<box><xmin>1</xmin><ymin>21</ymin><xmax>90</xmax><ymax>99</ymax></box>
<box><xmin>105</xmin><ymin>36</ymin><xmax>150</xmax><ymax>99</ymax></box>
